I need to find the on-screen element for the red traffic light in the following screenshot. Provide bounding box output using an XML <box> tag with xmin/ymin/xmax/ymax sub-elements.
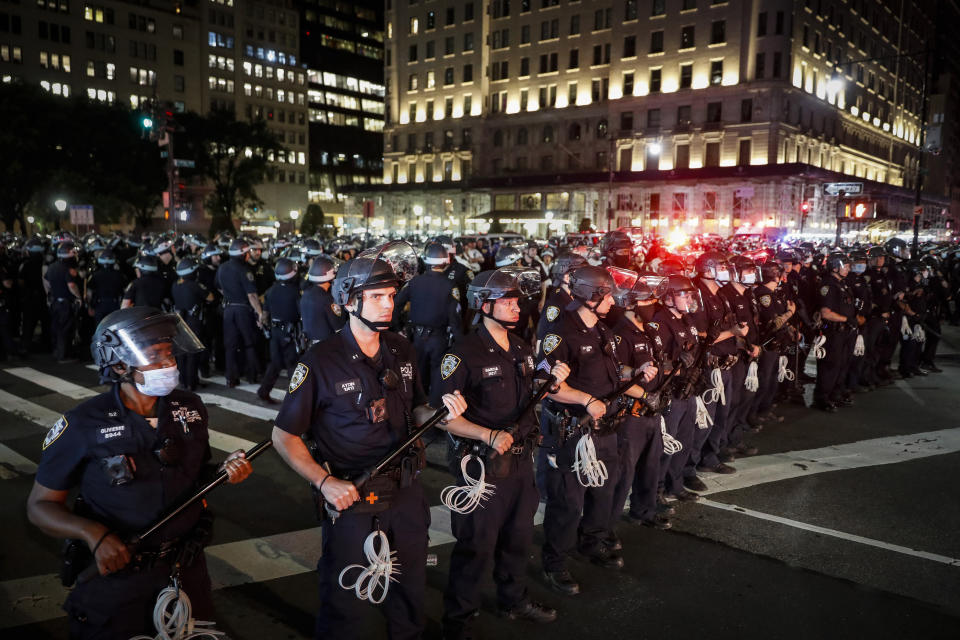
<box><xmin>800</xmin><ymin>202</ymin><xmax>811</xmax><ymax>214</ymax></box>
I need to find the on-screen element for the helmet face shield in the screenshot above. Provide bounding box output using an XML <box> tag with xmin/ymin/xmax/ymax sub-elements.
<box><xmin>359</xmin><ymin>240</ymin><xmax>418</xmax><ymax>284</ymax></box>
<box><xmin>468</xmin><ymin>267</ymin><xmax>541</xmax><ymax>309</ymax></box>
<box><xmin>108</xmin><ymin>314</ymin><xmax>204</xmax><ymax>368</ymax></box>
<box><xmin>606</xmin><ymin>266</ymin><xmax>639</xmax><ymax>294</ymax></box>
<box><xmin>641</xmin><ymin>274</ymin><xmax>668</xmax><ymax>299</ymax></box>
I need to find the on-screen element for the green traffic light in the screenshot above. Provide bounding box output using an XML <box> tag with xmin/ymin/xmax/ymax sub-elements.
<box><xmin>141</xmin><ymin>116</ymin><xmax>154</xmax><ymax>129</ymax></box>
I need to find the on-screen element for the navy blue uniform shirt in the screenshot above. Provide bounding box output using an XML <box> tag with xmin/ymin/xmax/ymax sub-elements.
<box><xmin>215</xmin><ymin>257</ymin><xmax>257</xmax><ymax>304</ymax></box>
<box><xmin>300</xmin><ymin>285</ymin><xmax>346</xmax><ymax>341</ymax></box>
<box><xmin>264</xmin><ymin>281</ymin><xmax>301</xmax><ymax>323</ymax></box>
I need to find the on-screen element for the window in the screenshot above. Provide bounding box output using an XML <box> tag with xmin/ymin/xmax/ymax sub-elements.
<box><xmin>445</xmin><ymin>36</ymin><xmax>454</xmax><ymax>55</ymax></box>
<box><xmin>465</xmin><ymin>3</ymin><xmax>474</xmax><ymax>21</ymax></box>
<box><xmin>569</xmin><ymin>14</ymin><xmax>580</xmax><ymax>35</ymax></box>
<box><xmin>710</xmin><ymin>60</ymin><xmax>723</xmax><ymax>85</ymax></box>
<box><xmin>755</xmin><ymin>53</ymin><xmax>765</xmax><ymax>79</ymax></box>
<box><xmin>568</xmin><ymin>49</ymin><xmax>579</xmax><ymax>69</ymax></box>
<box><xmin>623</xmin><ymin>71</ymin><xmax>634</xmax><ymax>96</ymax></box>
<box><xmin>738</xmin><ymin>139</ymin><xmax>751</xmax><ymax>165</ymax></box>
<box><xmin>464</xmin><ymin>33</ymin><xmax>474</xmax><ymax>51</ymax></box>
<box><xmin>521</xmin><ymin>24</ymin><xmax>530</xmax><ymax>44</ymax></box>
<box><xmin>591</xmin><ymin>78</ymin><xmax>601</xmax><ymax>102</ymax></box>
<box><xmin>409</xmin><ymin>45</ymin><xmax>417</xmax><ymax>62</ymax></box>
<box><xmin>173</xmin><ymin>49</ymin><xmax>184</xmax><ymax>66</ymax></box>
<box><xmin>704</xmin><ymin>142</ymin><xmax>719</xmax><ymax>167</ymax></box>
<box><xmin>520</xmin><ymin>57</ymin><xmax>530</xmax><ymax>76</ymax></box>
<box><xmin>568</xmin><ymin>81</ymin><xmax>577</xmax><ymax>104</ymax></box>
<box><xmin>409</xmin><ymin>17</ymin><xmax>418</xmax><ymax>35</ymax></box>
<box><xmin>623</xmin><ymin>35</ymin><xmax>636</xmax><ymax>58</ymax></box>
<box><xmin>596</xmin><ymin>119</ymin><xmax>608</xmax><ymax>138</ymax></box>
<box><xmin>446</xmin><ymin>7</ymin><xmax>455</xmax><ymax>25</ymax></box>
<box><xmin>775</xmin><ymin>11</ymin><xmax>784</xmax><ymax>35</ymax></box>
<box><xmin>426</xmin><ymin>40</ymin><xmax>435</xmax><ymax>58</ymax></box>
<box><xmin>679</xmin><ymin>63</ymin><xmax>692</xmax><ymax>89</ymax></box>
<box><xmin>649</xmin><ymin>68</ymin><xmax>661</xmax><ymax>93</ymax></box>
<box><xmin>520</xmin><ymin>88</ymin><xmax>528</xmax><ymax>110</ymax></box>
<box><xmin>740</xmin><ymin>98</ymin><xmax>752</xmax><ymax>122</ymax></box>
<box><xmin>568</xmin><ymin>123</ymin><xmax>581</xmax><ymax>141</ymax></box>
<box><xmin>543</xmin><ymin>125</ymin><xmax>554</xmax><ymax>143</ymax></box>
<box><xmin>408</xmin><ymin>74</ymin><xmax>418</xmax><ymax>90</ymax></box>
<box><xmin>706</xmin><ymin>101</ymin><xmax>722</xmax><ymax>122</ymax></box>
<box><xmin>802</xmin><ymin>25</ymin><xmax>809</xmax><ymax>48</ymax></box>
<box><xmin>592</xmin><ymin>43</ymin><xmax>610</xmax><ymax>65</ymax></box>
<box><xmin>593</xmin><ymin>8</ymin><xmax>611</xmax><ymax>30</ymax></box>
<box><xmin>426</xmin><ymin>10</ymin><xmax>435</xmax><ymax>30</ymax></box>
<box><xmin>620</xmin><ymin>111</ymin><xmax>633</xmax><ymax>130</ymax></box>
<box><xmin>408</xmin><ymin>102</ymin><xmax>416</xmax><ymax>122</ymax></box>
<box><xmin>773</xmin><ymin>51</ymin><xmax>782</xmax><ymax>78</ymax></box>
<box><xmin>426</xmin><ymin>70</ymin><xmax>436</xmax><ymax>88</ymax></box>
<box><xmin>677</xmin><ymin>105</ymin><xmax>691</xmax><ymax>127</ymax></box>
<box><xmin>651</xmin><ymin>0</ymin><xmax>665</xmax><ymax>16</ymax></box>
<box><xmin>174</xmin><ymin>75</ymin><xmax>185</xmax><ymax>92</ymax></box>
<box><xmin>676</xmin><ymin>144</ymin><xmax>689</xmax><ymax>169</ymax></box>
<box><xmin>463</xmin><ymin>95</ymin><xmax>472</xmax><ymax>114</ymax></box>
<box><xmin>681</xmin><ymin>26</ymin><xmax>695</xmax><ymax>49</ymax></box>
<box><xmin>710</xmin><ymin>21</ymin><xmax>725</xmax><ymax>44</ymax></box>
<box><xmin>445</xmin><ymin>98</ymin><xmax>454</xmax><ymax>118</ymax></box>
<box><xmin>444</xmin><ymin>67</ymin><xmax>454</xmax><ymax>85</ymax></box>
<box><xmin>625</xmin><ymin>0</ymin><xmax>637</xmax><ymax>20</ymax></box>
<box><xmin>650</xmin><ymin>30</ymin><xmax>663</xmax><ymax>54</ymax></box>
<box><xmin>647</xmin><ymin>108</ymin><xmax>660</xmax><ymax>130</ymax></box>
<box><xmin>757</xmin><ymin>12</ymin><xmax>767</xmax><ymax>37</ymax></box>
<box><xmin>426</xmin><ymin>99</ymin><xmax>434</xmax><ymax>120</ymax></box>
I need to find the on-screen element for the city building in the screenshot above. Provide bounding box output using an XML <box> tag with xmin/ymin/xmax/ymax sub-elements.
<box><xmin>0</xmin><ymin>0</ymin><xmax>309</xmax><ymax>232</ymax></box>
<box><xmin>346</xmin><ymin>0</ymin><xmax>952</xmax><ymax>242</ymax></box>
<box><xmin>298</xmin><ymin>0</ymin><xmax>386</xmax><ymax>226</ymax></box>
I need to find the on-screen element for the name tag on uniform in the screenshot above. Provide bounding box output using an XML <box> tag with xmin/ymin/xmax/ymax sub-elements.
<box><xmin>580</xmin><ymin>345</ymin><xmax>594</xmax><ymax>354</ymax></box>
<box><xmin>481</xmin><ymin>365</ymin><xmax>502</xmax><ymax>379</ymax></box>
<box><xmin>336</xmin><ymin>378</ymin><xmax>362</xmax><ymax>395</ymax></box>
<box><xmin>96</xmin><ymin>424</ymin><xmax>130</xmax><ymax>443</ymax></box>
<box><xmin>400</xmin><ymin>363</ymin><xmax>414</xmax><ymax>381</ymax></box>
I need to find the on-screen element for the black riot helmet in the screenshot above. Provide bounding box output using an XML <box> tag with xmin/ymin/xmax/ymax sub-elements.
<box><xmin>133</xmin><ymin>254</ymin><xmax>158</xmax><ymax>273</ymax></box>
<box><xmin>825</xmin><ymin>252</ymin><xmax>849</xmax><ymax>273</ymax></box>
<box><xmin>730</xmin><ymin>255</ymin><xmax>760</xmax><ymax>286</ymax></box>
<box><xmin>24</xmin><ymin>237</ymin><xmax>45</xmax><ymax>255</ymax></box>
<box><xmin>550</xmin><ymin>251</ymin><xmax>587</xmax><ymax>282</ymax></box>
<box><xmin>601</xmin><ymin>230</ymin><xmax>633</xmax><ymax>268</ymax></box>
<box><xmin>332</xmin><ymin>241</ymin><xmax>417</xmax><ymax>332</ymax></box>
<box><xmin>494</xmin><ymin>244</ymin><xmax>523</xmax><ymax>268</ymax></box>
<box><xmin>175</xmin><ymin>256</ymin><xmax>199</xmax><ymax>277</ymax></box>
<box><xmin>56</xmin><ymin>241</ymin><xmax>78</xmax><ymax>260</ymax></box>
<box><xmin>657</xmin><ymin>257</ymin><xmax>686</xmax><ymax>277</ymax></box>
<box><xmin>866</xmin><ymin>246</ymin><xmax>886</xmax><ymax>267</ymax></box>
<box><xmin>274</xmin><ymin>257</ymin><xmax>298</xmax><ymax>280</ymax></box>
<box><xmin>307</xmin><ymin>255</ymin><xmax>339</xmax><ymax>283</ymax></box>
<box><xmin>201</xmin><ymin>243</ymin><xmax>223</xmax><ymax>261</ymax></box>
<box><xmin>759</xmin><ymin>260</ymin><xmax>784</xmax><ymax>284</ymax></box>
<box><xmin>302</xmin><ymin>238</ymin><xmax>323</xmax><ymax>257</ymax></box>
<box><xmin>695</xmin><ymin>250</ymin><xmax>731</xmax><ymax>281</ymax></box>
<box><xmin>468</xmin><ymin>266</ymin><xmax>541</xmax><ymax>329</ymax></box>
<box><xmin>883</xmin><ymin>237</ymin><xmax>910</xmax><ymax>260</ymax></box>
<box><xmin>228</xmin><ymin>239</ymin><xmax>250</xmax><ymax>257</ymax></box>
<box><xmin>92</xmin><ymin>307</ymin><xmax>204</xmax><ymax>382</ymax></box>
<box><xmin>97</xmin><ymin>249</ymin><xmax>117</xmax><ymax>266</ymax></box>
<box><xmin>423</xmin><ymin>241</ymin><xmax>450</xmax><ymax>266</ymax></box>
<box><xmin>614</xmin><ymin>271</ymin><xmax>666</xmax><ymax>307</ymax></box>
<box><xmin>662</xmin><ymin>274</ymin><xmax>702</xmax><ymax>313</ymax></box>
<box><xmin>567</xmin><ymin>265</ymin><xmax>616</xmax><ymax>314</ymax></box>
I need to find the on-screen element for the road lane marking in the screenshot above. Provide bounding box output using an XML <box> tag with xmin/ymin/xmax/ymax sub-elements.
<box><xmin>894</xmin><ymin>378</ymin><xmax>925</xmax><ymax>405</ymax></box>
<box><xmin>696</xmin><ymin>428</ymin><xmax>960</xmax><ymax>495</ymax></box>
<box><xmin>0</xmin><ymin>443</ymin><xmax>38</xmax><ymax>479</ymax></box>
<box><xmin>0</xmin><ymin>389</ymin><xmax>62</xmax><ymax>427</ymax></box>
<box><xmin>198</xmin><ymin>393</ymin><xmax>279</xmax><ymax>423</ymax></box>
<box><xmin>204</xmin><ymin>376</ymin><xmax>285</xmax><ymax>402</ymax></box>
<box><xmin>699</xmin><ymin>498</ymin><xmax>960</xmax><ymax>568</ymax></box>
<box><xmin>4</xmin><ymin>367</ymin><xmax>99</xmax><ymax>400</ymax></box>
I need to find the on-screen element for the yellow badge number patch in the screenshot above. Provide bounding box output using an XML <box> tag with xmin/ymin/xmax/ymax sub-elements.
<box><xmin>545</xmin><ymin>306</ymin><xmax>560</xmax><ymax>322</ymax></box>
<box><xmin>289</xmin><ymin>363</ymin><xmax>309</xmax><ymax>393</ymax></box>
<box><xmin>440</xmin><ymin>354</ymin><xmax>461</xmax><ymax>380</ymax></box>
<box><xmin>542</xmin><ymin>334</ymin><xmax>561</xmax><ymax>355</ymax></box>
<box><xmin>760</xmin><ymin>295</ymin><xmax>771</xmax><ymax>307</ymax></box>
<box><xmin>43</xmin><ymin>415</ymin><xmax>68</xmax><ymax>450</ymax></box>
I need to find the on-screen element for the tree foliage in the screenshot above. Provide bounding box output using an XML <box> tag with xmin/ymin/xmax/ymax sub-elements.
<box><xmin>298</xmin><ymin>203</ymin><xmax>325</xmax><ymax>237</ymax></box>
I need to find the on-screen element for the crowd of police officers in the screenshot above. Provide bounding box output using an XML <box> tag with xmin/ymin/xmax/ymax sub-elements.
<box><xmin>16</xmin><ymin>226</ymin><xmax>958</xmax><ymax>639</ymax></box>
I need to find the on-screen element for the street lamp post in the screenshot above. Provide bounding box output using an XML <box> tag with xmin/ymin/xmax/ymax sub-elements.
<box><xmin>53</xmin><ymin>198</ymin><xmax>67</xmax><ymax>231</ymax></box>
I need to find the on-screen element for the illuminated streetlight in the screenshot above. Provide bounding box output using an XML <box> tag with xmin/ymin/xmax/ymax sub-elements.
<box><xmin>648</xmin><ymin>142</ymin><xmax>662</xmax><ymax>155</ymax></box>
<box><xmin>54</xmin><ymin>199</ymin><xmax>67</xmax><ymax>212</ymax></box>
<box><xmin>289</xmin><ymin>209</ymin><xmax>299</xmax><ymax>220</ymax></box>
<box><xmin>827</xmin><ymin>74</ymin><xmax>844</xmax><ymax>95</ymax></box>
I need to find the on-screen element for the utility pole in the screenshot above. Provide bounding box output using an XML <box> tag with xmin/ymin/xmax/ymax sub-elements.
<box><xmin>911</xmin><ymin>46</ymin><xmax>931</xmax><ymax>257</ymax></box>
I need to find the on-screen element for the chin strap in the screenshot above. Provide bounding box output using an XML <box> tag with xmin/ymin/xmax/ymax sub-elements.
<box><xmin>350</xmin><ymin>297</ymin><xmax>391</xmax><ymax>332</ymax></box>
<box><xmin>480</xmin><ymin>308</ymin><xmax>518</xmax><ymax>330</ymax></box>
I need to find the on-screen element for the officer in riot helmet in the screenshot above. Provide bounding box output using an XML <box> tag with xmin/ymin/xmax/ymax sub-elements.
<box><xmin>301</xmin><ymin>256</ymin><xmax>346</xmax><ymax>346</ymax></box>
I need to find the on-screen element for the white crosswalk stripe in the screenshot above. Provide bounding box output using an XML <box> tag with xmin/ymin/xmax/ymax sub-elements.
<box><xmin>0</xmin><ymin>443</ymin><xmax>38</xmax><ymax>479</ymax></box>
<box><xmin>5</xmin><ymin>367</ymin><xmax>98</xmax><ymax>400</ymax></box>
<box><xmin>204</xmin><ymin>375</ymin><xmax>286</xmax><ymax>402</ymax></box>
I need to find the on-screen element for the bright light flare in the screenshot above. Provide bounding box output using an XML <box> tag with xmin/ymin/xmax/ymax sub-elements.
<box><xmin>666</xmin><ymin>228</ymin><xmax>688</xmax><ymax>249</ymax></box>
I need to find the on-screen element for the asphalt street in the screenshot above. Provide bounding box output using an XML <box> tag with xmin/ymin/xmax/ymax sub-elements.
<box><xmin>1</xmin><ymin>329</ymin><xmax>959</xmax><ymax>639</ymax></box>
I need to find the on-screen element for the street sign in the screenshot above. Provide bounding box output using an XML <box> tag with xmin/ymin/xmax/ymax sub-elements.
<box><xmin>734</xmin><ymin>187</ymin><xmax>754</xmax><ymax>198</ymax></box>
<box><xmin>173</xmin><ymin>159</ymin><xmax>195</xmax><ymax>168</ymax></box>
<box><xmin>824</xmin><ymin>182</ymin><xmax>863</xmax><ymax>196</ymax></box>
<box><xmin>914</xmin><ymin>206</ymin><xmax>923</xmax><ymax>216</ymax></box>
<box><xmin>69</xmin><ymin>205</ymin><xmax>94</xmax><ymax>225</ymax></box>
<box><xmin>363</xmin><ymin>200</ymin><xmax>375</xmax><ymax>219</ymax></box>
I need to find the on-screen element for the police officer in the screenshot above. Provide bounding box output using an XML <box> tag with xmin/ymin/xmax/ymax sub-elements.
<box><xmin>437</xmin><ymin>267</ymin><xmax>570</xmax><ymax>639</ymax></box>
<box><xmin>753</xmin><ymin>260</ymin><xmax>795</xmax><ymax>427</ymax></box>
<box><xmin>538</xmin><ymin>266</ymin><xmax>625</xmax><ymax>595</ymax></box>
<box><xmin>86</xmin><ymin>249</ymin><xmax>128</xmax><ymax>327</ymax></box>
<box><xmin>537</xmin><ymin>251</ymin><xmax>587</xmax><ymax>343</ymax></box>
<box><xmin>25</xmin><ymin>307</ymin><xmax>252</xmax><ymax>639</ymax></box>
<box><xmin>216</xmin><ymin>239</ymin><xmax>265</xmax><ymax>387</ymax></box>
<box><xmin>122</xmin><ymin>255</ymin><xmax>169</xmax><ymax>310</ymax></box>
<box><xmin>864</xmin><ymin>247</ymin><xmax>895</xmax><ymax>385</ymax></box>
<box><xmin>394</xmin><ymin>242</ymin><xmax>463</xmax><ymax>397</ymax></box>
<box><xmin>172</xmin><ymin>257</ymin><xmax>212</xmax><ymax>392</ymax></box>
<box><xmin>257</xmin><ymin>258</ymin><xmax>302</xmax><ymax>403</ymax></box>
<box><xmin>197</xmin><ymin>243</ymin><xmax>225</xmax><ymax>377</ymax></box>
<box><xmin>19</xmin><ymin>237</ymin><xmax>49</xmax><ymax>354</ymax></box>
<box><xmin>45</xmin><ymin>241</ymin><xmax>83</xmax><ymax>362</ymax></box>
<box><xmin>301</xmin><ymin>256</ymin><xmax>346</xmax><ymax>346</ymax></box>
<box><xmin>601</xmin><ymin>231</ymin><xmax>634</xmax><ymax>269</ymax></box>
<box><xmin>610</xmin><ymin>275</ymin><xmax>670</xmax><ymax>530</ymax></box>
<box><xmin>248</xmin><ymin>237</ymin><xmax>275</xmax><ymax>295</ymax></box>
<box><xmin>814</xmin><ymin>253</ymin><xmax>858</xmax><ymax>412</ymax></box>
<box><xmin>152</xmin><ymin>238</ymin><xmax>178</xmax><ymax>304</ymax></box>
<box><xmin>845</xmin><ymin>250</ymin><xmax>874</xmax><ymax>391</ymax></box>
<box><xmin>270</xmin><ymin>245</ymin><xmax>467</xmax><ymax>640</ymax></box>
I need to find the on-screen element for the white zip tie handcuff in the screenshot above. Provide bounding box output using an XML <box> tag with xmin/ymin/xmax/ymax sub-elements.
<box><xmin>573</xmin><ymin>431</ymin><xmax>608</xmax><ymax>487</ymax></box>
<box><xmin>812</xmin><ymin>335</ymin><xmax>827</xmax><ymax>360</ymax></box>
<box><xmin>694</xmin><ymin>396</ymin><xmax>713</xmax><ymax>430</ymax></box>
<box><xmin>130</xmin><ymin>578</ymin><xmax>225</xmax><ymax>640</ymax></box>
<box><xmin>441</xmin><ymin>453</ymin><xmax>496</xmax><ymax>514</ymax></box>
<box><xmin>700</xmin><ymin>367</ymin><xmax>725</xmax><ymax>406</ymax></box>
<box><xmin>777</xmin><ymin>355</ymin><xmax>795</xmax><ymax>382</ymax></box>
<box><xmin>661</xmin><ymin>417</ymin><xmax>683</xmax><ymax>455</ymax></box>
<box><xmin>900</xmin><ymin>315</ymin><xmax>912</xmax><ymax>339</ymax></box>
<box><xmin>338</xmin><ymin>526</ymin><xmax>401</xmax><ymax>604</ymax></box>
<box><xmin>744</xmin><ymin>361</ymin><xmax>759</xmax><ymax>392</ymax></box>
<box><xmin>853</xmin><ymin>334</ymin><xmax>865</xmax><ymax>356</ymax></box>
<box><xmin>913</xmin><ymin>324</ymin><xmax>926</xmax><ymax>344</ymax></box>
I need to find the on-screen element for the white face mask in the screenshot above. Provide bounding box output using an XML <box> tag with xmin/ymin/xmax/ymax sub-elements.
<box><xmin>741</xmin><ymin>271</ymin><xmax>757</xmax><ymax>285</ymax></box>
<box><xmin>135</xmin><ymin>365</ymin><xmax>180</xmax><ymax>397</ymax></box>
<box><xmin>715</xmin><ymin>268</ymin><xmax>731</xmax><ymax>283</ymax></box>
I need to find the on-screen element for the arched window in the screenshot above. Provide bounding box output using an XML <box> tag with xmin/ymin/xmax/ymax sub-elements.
<box><xmin>596</xmin><ymin>119</ymin><xmax>608</xmax><ymax>138</ymax></box>
<box><xmin>543</xmin><ymin>125</ymin><xmax>554</xmax><ymax>143</ymax></box>
<box><xmin>568</xmin><ymin>123</ymin><xmax>581</xmax><ymax>141</ymax></box>
<box><xmin>493</xmin><ymin>129</ymin><xmax>503</xmax><ymax>147</ymax></box>
<box><xmin>517</xmin><ymin>127</ymin><xmax>528</xmax><ymax>145</ymax></box>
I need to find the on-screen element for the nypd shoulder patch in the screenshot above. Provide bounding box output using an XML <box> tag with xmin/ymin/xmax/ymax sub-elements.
<box><xmin>542</xmin><ymin>334</ymin><xmax>561</xmax><ymax>355</ymax></box>
<box><xmin>760</xmin><ymin>295</ymin><xmax>772</xmax><ymax>307</ymax></box>
<box><xmin>440</xmin><ymin>354</ymin><xmax>461</xmax><ymax>380</ymax></box>
<box><xmin>820</xmin><ymin>285</ymin><xmax>830</xmax><ymax>296</ymax></box>
<box><xmin>43</xmin><ymin>415</ymin><xmax>68</xmax><ymax>450</ymax></box>
<box><xmin>545</xmin><ymin>305</ymin><xmax>560</xmax><ymax>322</ymax></box>
<box><xmin>289</xmin><ymin>363</ymin><xmax>309</xmax><ymax>393</ymax></box>
<box><xmin>246</xmin><ymin>271</ymin><xmax>255</xmax><ymax>282</ymax></box>
<box><xmin>614</xmin><ymin>334</ymin><xmax>622</xmax><ymax>345</ymax></box>
<box><xmin>647</xmin><ymin>322</ymin><xmax>660</xmax><ymax>331</ymax></box>
<box><xmin>451</xmin><ymin>287</ymin><xmax>460</xmax><ymax>301</ymax></box>
<box><xmin>331</xmin><ymin>303</ymin><xmax>341</xmax><ymax>316</ymax></box>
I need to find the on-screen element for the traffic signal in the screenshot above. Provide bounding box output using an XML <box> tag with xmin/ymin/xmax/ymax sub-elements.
<box><xmin>800</xmin><ymin>202</ymin><xmax>811</xmax><ymax>214</ymax></box>
<box><xmin>141</xmin><ymin>116</ymin><xmax>154</xmax><ymax>130</ymax></box>
<box><xmin>854</xmin><ymin>202</ymin><xmax>867</xmax><ymax>218</ymax></box>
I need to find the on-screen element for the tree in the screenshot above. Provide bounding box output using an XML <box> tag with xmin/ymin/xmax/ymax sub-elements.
<box><xmin>178</xmin><ymin>109</ymin><xmax>286</xmax><ymax>235</ymax></box>
<box><xmin>578</xmin><ymin>217</ymin><xmax>595</xmax><ymax>233</ymax></box>
<box><xmin>299</xmin><ymin>203</ymin><xmax>325</xmax><ymax>236</ymax></box>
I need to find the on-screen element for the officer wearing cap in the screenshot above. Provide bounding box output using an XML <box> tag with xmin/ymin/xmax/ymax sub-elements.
<box><xmin>172</xmin><ymin>257</ymin><xmax>213</xmax><ymax>392</ymax></box>
<box><xmin>537</xmin><ymin>251</ymin><xmax>587</xmax><ymax>344</ymax></box>
<box><xmin>437</xmin><ymin>267</ymin><xmax>571</xmax><ymax>639</ymax></box>
<box><xmin>394</xmin><ymin>242</ymin><xmax>463</xmax><ymax>396</ymax></box>
<box><xmin>86</xmin><ymin>249</ymin><xmax>128</xmax><ymax>327</ymax></box>
<box><xmin>256</xmin><ymin>258</ymin><xmax>302</xmax><ymax>404</ymax></box>
<box><xmin>814</xmin><ymin>253</ymin><xmax>858</xmax><ymax>412</ymax></box>
<box><xmin>643</xmin><ymin>275</ymin><xmax>704</xmax><ymax>502</ymax></box>
<box><xmin>270</xmin><ymin>244</ymin><xmax>467</xmax><ymax>640</ymax></box>
<box><xmin>538</xmin><ymin>265</ymin><xmax>625</xmax><ymax>595</ymax></box>
<box><xmin>45</xmin><ymin>241</ymin><xmax>83</xmax><ymax>362</ymax></box>
<box><xmin>216</xmin><ymin>239</ymin><xmax>266</xmax><ymax>387</ymax></box>
<box><xmin>301</xmin><ymin>256</ymin><xmax>346</xmax><ymax>346</ymax></box>
<box><xmin>122</xmin><ymin>255</ymin><xmax>169</xmax><ymax>310</ymax></box>
<box><xmin>610</xmin><ymin>274</ymin><xmax>670</xmax><ymax>531</ymax></box>
<box><xmin>26</xmin><ymin>307</ymin><xmax>252</xmax><ymax>639</ymax></box>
